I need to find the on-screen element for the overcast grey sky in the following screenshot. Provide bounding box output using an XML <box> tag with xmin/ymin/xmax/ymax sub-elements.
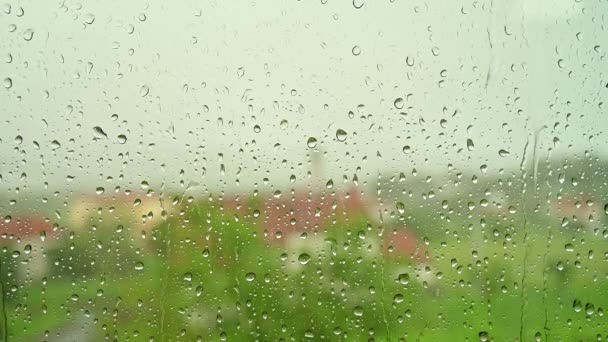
<box><xmin>1</xmin><ymin>0</ymin><xmax>606</xmax><ymax>196</ymax></box>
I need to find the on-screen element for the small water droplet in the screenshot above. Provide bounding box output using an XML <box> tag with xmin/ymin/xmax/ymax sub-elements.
<box><xmin>50</xmin><ymin>140</ymin><xmax>61</xmax><ymax>150</ymax></box>
<box><xmin>498</xmin><ymin>149</ymin><xmax>509</xmax><ymax>157</ymax></box>
<box><xmin>336</xmin><ymin>129</ymin><xmax>347</xmax><ymax>142</ymax></box>
<box><xmin>351</xmin><ymin>45</ymin><xmax>361</xmax><ymax>56</ymax></box>
<box><xmin>3</xmin><ymin>77</ymin><xmax>12</xmax><ymax>89</ymax></box>
<box><xmin>467</xmin><ymin>139</ymin><xmax>475</xmax><ymax>151</ymax></box>
<box><xmin>117</xmin><ymin>135</ymin><xmax>127</xmax><ymax>144</ymax></box>
<box><xmin>245</xmin><ymin>272</ymin><xmax>256</xmax><ymax>282</ymax></box>
<box><xmin>394</xmin><ymin>98</ymin><xmax>404</xmax><ymax>109</ymax></box>
<box><xmin>23</xmin><ymin>29</ymin><xmax>34</xmax><ymax>41</ymax></box>
<box><xmin>353</xmin><ymin>306</ymin><xmax>364</xmax><ymax>317</ymax></box>
<box><xmin>84</xmin><ymin>13</ymin><xmax>95</xmax><ymax>24</ymax></box>
<box><xmin>93</xmin><ymin>126</ymin><xmax>108</xmax><ymax>139</ymax></box>
<box><xmin>397</xmin><ymin>273</ymin><xmax>409</xmax><ymax>285</ymax></box>
<box><xmin>353</xmin><ymin>0</ymin><xmax>364</xmax><ymax>9</ymax></box>
<box><xmin>298</xmin><ymin>253</ymin><xmax>311</xmax><ymax>265</ymax></box>
<box><xmin>406</xmin><ymin>56</ymin><xmax>414</xmax><ymax>66</ymax></box>
<box><xmin>134</xmin><ymin>262</ymin><xmax>144</xmax><ymax>271</ymax></box>
<box><xmin>140</xmin><ymin>85</ymin><xmax>150</xmax><ymax>97</ymax></box>
<box><xmin>307</xmin><ymin>137</ymin><xmax>318</xmax><ymax>148</ymax></box>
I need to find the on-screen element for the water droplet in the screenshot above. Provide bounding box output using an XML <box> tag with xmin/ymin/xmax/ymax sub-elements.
<box><xmin>307</xmin><ymin>137</ymin><xmax>318</xmax><ymax>148</ymax></box>
<box><xmin>14</xmin><ymin>135</ymin><xmax>22</xmax><ymax>145</ymax></box>
<box><xmin>467</xmin><ymin>139</ymin><xmax>475</xmax><ymax>151</ymax></box>
<box><xmin>352</xmin><ymin>45</ymin><xmax>361</xmax><ymax>56</ymax></box>
<box><xmin>50</xmin><ymin>140</ymin><xmax>61</xmax><ymax>150</ymax></box>
<box><xmin>336</xmin><ymin>129</ymin><xmax>347</xmax><ymax>142</ymax></box>
<box><xmin>140</xmin><ymin>85</ymin><xmax>150</xmax><ymax>97</ymax></box>
<box><xmin>353</xmin><ymin>306</ymin><xmax>364</xmax><ymax>317</ymax></box>
<box><xmin>498</xmin><ymin>149</ymin><xmax>509</xmax><ymax>157</ymax></box>
<box><xmin>402</xmin><ymin>145</ymin><xmax>411</xmax><ymax>154</ymax></box>
<box><xmin>183</xmin><ymin>272</ymin><xmax>193</xmax><ymax>282</ymax></box>
<box><xmin>134</xmin><ymin>262</ymin><xmax>144</xmax><ymax>271</ymax></box>
<box><xmin>298</xmin><ymin>253</ymin><xmax>311</xmax><ymax>265</ymax></box>
<box><xmin>397</xmin><ymin>273</ymin><xmax>409</xmax><ymax>285</ymax></box>
<box><xmin>253</xmin><ymin>125</ymin><xmax>261</xmax><ymax>133</ymax></box>
<box><xmin>353</xmin><ymin>0</ymin><xmax>364</xmax><ymax>9</ymax></box>
<box><xmin>479</xmin><ymin>331</ymin><xmax>489</xmax><ymax>342</ymax></box>
<box><xmin>396</xmin><ymin>202</ymin><xmax>405</xmax><ymax>214</ymax></box>
<box><xmin>406</xmin><ymin>56</ymin><xmax>414</xmax><ymax>66</ymax></box>
<box><xmin>84</xmin><ymin>13</ymin><xmax>95</xmax><ymax>24</ymax></box>
<box><xmin>394</xmin><ymin>98</ymin><xmax>404</xmax><ymax>109</ymax></box>
<box><xmin>245</xmin><ymin>272</ymin><xmax>256</xmax><ymax>282</ymax></box>
<box><xmin>93</xmin><ymin>126</ymin><xmax>108</xmax><ymax>139</ymax></box>
<box><xmin>573</xmin><ymin>299</ymin><xmax>582</xmax><ymax>312</ymax></box>
<box><xmin>96</xmin><ymin>187</ymin><xmax>105</xmax><ymax>195</ymax></box>
<box><xmin>280</xmin><ymin>119</ymin><xmax>289</xmax><ymax>129</ymax></box>
<box><xmin>3</xmin><ymin>77</ymin><xmax>12</xmax><ymax>89</ymax></box>
<box><xmin>117</xmin><ymin>135</ymin><xmax>127</xmax><ymax>144</ymax></box>
<box><xmin>23</xmin><ymin>29</ymin><xmax>34</xmax><ymax>41</ymax></box>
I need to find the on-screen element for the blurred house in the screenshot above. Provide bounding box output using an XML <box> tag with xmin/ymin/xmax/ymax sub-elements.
<box><xmin>0</xmin><ymin>216</ymin><xmax>55</xmax><ymax>279</ymax></box>
<box><xmin>69</xmin><ymin>192</ymin><xmax>169</xmax><ymax>243</ymax></box>
<box><xmin>551</xmin><ymin>195</ymin><xmax>601</xmax><ymax>232</ymax></box>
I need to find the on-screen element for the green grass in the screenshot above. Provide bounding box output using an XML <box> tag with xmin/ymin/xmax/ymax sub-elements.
<box><xmin>2</xmin><ymin>200</ymin><xmax>608</xmax><ymax>341</ymax></box>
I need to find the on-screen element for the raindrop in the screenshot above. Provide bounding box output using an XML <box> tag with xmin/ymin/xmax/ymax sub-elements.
<box><xmin>307</xmin><ymin>137</ymin><xmax>318</xmax><ymax>148</ymax></box>
<box><xmin>93</xmin><ymin>126</ymin><xmax>108</xmax><ymax>139</ymax></box>
<box><xmin>117</xmin><ymin>135</ymin><xmax>127</xmax><ymax>144</ymax></box>
<box><xmin>396</xmin><ymin>202</ymin><xmax>405</xmax><ymax>214</ymax></box>
<box><xmin>50</xmin><ymin>140</ymin><xmax>61</xmax><ymax>150</ymax></box>
<box><xmin>352</xmin><ymin>45</ymin><xmax>361</xmax><ymax>56</ymax></box>
<box><xmin>245</xmin><ymin>272</ymin><xmax>256</xmax><ymax>282</ymax></box>
<box><xmin>134</xmin><ymin>262</ymin><xmax>144</xmax><ymax>271</ymax></box>
<box><xmin>96</xmin><ymin>187</ymin><xmax>105</xmax><ymax>195</ymax></box>
<box><xmin>3</xmin><ymin>77</ymin><xmax>12</xmax><ymax>89</ymax></box>
<box><xmin>23</xmin><ymin>29</ymin><xmax>34</xmax><ymax>41</ymax></box>
<box><xmin>84</xmin><ymin>13</ymin><xmax>95</xmax><ymax>24</ymax></box>
<box><xmin>397</xmin><ymin>273</ymin><xmax>409</xmax><ymax>285</ymax></box>
<box><xmin>498</xmin><ymin>149</ymin><xmax>509</xmax><ymax>157</ymax></box>
<box><xmin>298</xmin><ymin>253</ymin><xmax>311</xmax><ymax>265</ymax></box>
<box><xmin>280</xmin><ymin>120</ymin><xmax>288</xmax><ymax>129</ymax></box>
<box><xmin>353</xmin><ymin>0</ymin><xmax>364</xmax><ymax>9</ymax></box>
<box><xmin>353</xmin><ymin>306</ymin><xmax>364</xmax><ymax>317</ymax></box>
<box><xmin>336</xmin><ymin>129</ymin><xmax>347</xmax><ymax>142</ymax></box>
<box><xmin>402</xmin><ymin>145</ymin><xmax>411</xmax><ymax>154</ymax></box>
<box><xmin>406</xmin><ymin>56</ymin><xmax>414</xmax><ymax>66</ymax></box>
<box><xmin>14</xmin><ymin>135</ymin><xmax>23</xmax><ymax>144</ymax></box>
<box><xmin>467</xmin><ymin>139</ymin><xmax>475</xmax><ymax>151</ymax></box>
<box><xmin>394</xmin><ymin>98</ymin><xmax>404</xmax><ymax>109</ymax></box>
<box><xmin>140</xmin><ymin>85</ymin><xmax>150</xmax><ymax>97</ymax></box>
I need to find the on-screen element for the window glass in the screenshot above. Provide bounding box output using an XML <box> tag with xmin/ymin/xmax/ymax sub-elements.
<box><xmin>1</xmin><ymin>0</ymin><xmax>607</xmax><ymax>341</ymax></box>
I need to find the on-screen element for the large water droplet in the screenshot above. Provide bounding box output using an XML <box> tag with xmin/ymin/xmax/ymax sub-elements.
<box><xmin>3</xmin><ymin>77</ymin><xmax>12</xmax><ymax>89</ymax></box>
<box><xmin>307</xmin><ymin>137</ymin><xmax>318</xmax><ymax>148</ymax></box>
<box><xmin>93</xmin><ymin>126</ymin><xmax>108</xmax><ymax>139</ymax></box>
<box><xmin>298</xmin><ymin>253</ymin><xmax>311</xmax><ymax>265</ymax></box>
<box><xmin>394</xmin><ymin>98</ymin><xmax>404</xmax><ymax>109</ymax></box>
<box><xmin>336</xmin><ymin>129</ymin><xmax>347</xmax><ymax>142</ymax></box>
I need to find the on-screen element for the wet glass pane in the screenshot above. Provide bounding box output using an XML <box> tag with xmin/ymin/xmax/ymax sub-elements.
<box><xmin>1</xmin><ymin>0</ymin><xmax>607</xmax><ymax>341</ymax></box>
